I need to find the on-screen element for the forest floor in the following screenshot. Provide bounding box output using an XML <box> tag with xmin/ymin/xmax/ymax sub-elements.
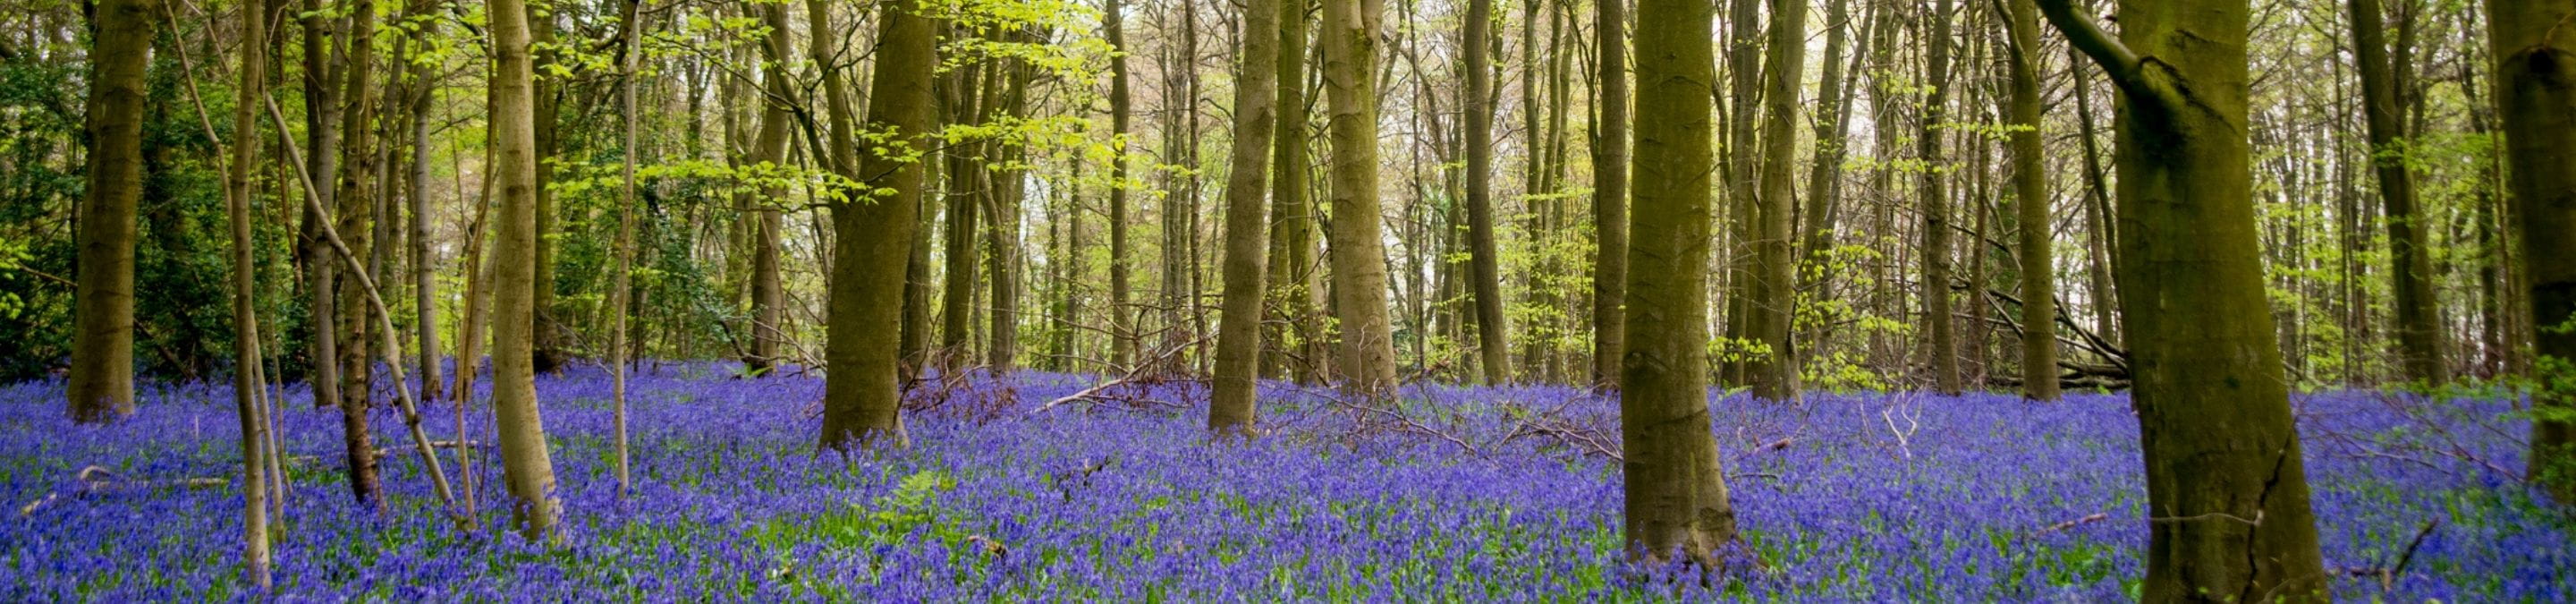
<box><xmin>0</xmin><ymin>363</ymin><xmax>2567</xmax><ymax>600</ymax></box>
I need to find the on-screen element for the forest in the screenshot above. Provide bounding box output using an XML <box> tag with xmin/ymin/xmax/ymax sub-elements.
<box><xmin>0</xmin><ymin>0</ymin><xmax>2571</xmax><ymax>598</ymax></box>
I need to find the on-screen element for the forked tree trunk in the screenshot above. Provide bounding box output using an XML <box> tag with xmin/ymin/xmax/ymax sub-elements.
<box><xmin>1264</xmin><ymin>0</ymin><xmax>1319</xmax><ymax>383</ymax></box>
<box><xmin>2041</xmin><ymin>1</ymin><xmax>2331</xmax><ymax>599</ymax></box>
<box><xmin>1622</xmin><ymin>0</ymin><xmax>1738</xmax><ymax>565</ymax></box>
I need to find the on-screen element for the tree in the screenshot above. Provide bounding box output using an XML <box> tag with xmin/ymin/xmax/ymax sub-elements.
<box><xmin>489</xmin><ymin>0</ymin><xmax>566</xmax><ymax>538</ymax></box>
<box><xmin>2002</xmin><ymin>0</ymin><xmax>2056</xmax><ymax>401</ymax></box>
<box><xmin>607</xmin><ymin>0</ymin><xmax>646</xmax><ymax>497</ymax></box>
<box><xmin>1322</xmin><ymin>0</ymin><xmax>1401</xmax><ymax>393</ymax></box>
<box><xmin>1745</xmin><ymin>0</ymin><xmax>1805</xmax><ymax>402</ymax></box>
<box><xmin>1590</xmin><ymin>0</ymin><xmax>1627</xmax><ymax>389</ymax></box>
<box><xmin>1265</xmin><ymin>0</ymin><xmax>1321</xmax><ymax>383</ymax></box>
<box><xmin>1919</xmin><ymin>0</ymin><xmax>1960</xmax><ymax>396</ymax></box>
<box><xmin>819</xmin><ymin>0</ymin><xmax>938</xmax><ymax>452</ymax></box>
<box><xmin>2040</xmin><ymin>0</ymin><xmax>2331</xmax><ymax>599</ymax></box>
<box><xmin>742</xmin><ymin>0</ymin><xmax>795</xmax><ymax>377</ymax></box>
<box><xmin>331</xmin><ymin>0</ymin><xmax>384</xmax><ymax>509</ymax></box>
<box><xmin>2486</xmin><ymin>0</ymin><xmax>2576</xmax><ymax>500</ymax></box>
<box><xmin>67</xmin><ymin>0</ymin><xmax>155</xmax><ymax>423</ymax></box>
<box><xmin>1106</xmin><ymin>0</ymin><xmax>1138</xmax><ymax>367</ymax></box>
<box><xmin>1211</xmin><ymin>0</ymin><xmax>1283</xmax><ymax>436</ymax></box>
<box><xmin>2351</xmin><ymin>0</ymin><xmax>2448</xmax><ymax>385</ymax></box>
<box><xmin>1621</xmin><ymin>0</ymin><xmax>1738</xmax><ymax>564</ymax></box>
<box><xmin>1461</xmin><ymin>0</ymin><xmax>1511</xmax><ymax>384</ymax></box>
<box><xmin>225</xmin><ymin>0</ymin><xmax>275</xmax><ymax>584</ymax></box>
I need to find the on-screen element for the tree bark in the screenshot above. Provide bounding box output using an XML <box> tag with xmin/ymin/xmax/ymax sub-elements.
<box><xmin>489</xmin><ymin>0</ymin><xmax>565</xmax><ymax>539</ymax></box>
<box><xmin>1211</xmin><ymin>0</ymin><xmax>1282</xmax><ymax>436</ymax></box>
<box><xmin>1322</xmin><ymin>0</ymin><xmax>1401</xmax><ymax>394</ymax></box>
<box><xmin>1622</xmin><ymin>0</ymin><xmax>1738</xmax><ymax>565</ymax></box>
<box><xmin>1106</xmin><ymin>0</ymin><xmax>1137</xmax><ymax>367</ymax></box>
<box><xmin>1264</xmin><ymin>0</ymin><xmax>1320</xmax><ymax>383</ymax></box>
<box><xmin>819</xmin><ymin>0</ymin><xmax>937</xmax><ymax>452</ymax></box>
<box><xmin>1462</xmin><ymin>0</ymin><xmax>1511</xmax><ymax>385</ymax></box>
<box><xmin>1590</xmin><ymin>0</ymin><xmax>1628</xmax><ymax>390</ymax></box>
<box><xmin>2351</xmin><ymin>0</ymin><xmax>2449</xmax><ymax>385</ymax></box>
<box><xmin>2485</xmin><ymin>0</ymin><xmax>2576</xmax><ymax>501</ymax></box>
<box><xmin>68</xmin><ymin>0</ymin><xmax>154</xmax><ymax>423</ymax></box>
<box><xmin>2041</xmin><ymin>1</ymin><xmax>2331</xmax><ymax>599</ymax></box>
<box><xmin>2003</xmin><ymin>0</ymin><xmax>2056</xmax><ymax>401</ymax></box>
<box><xmin>225</xmin><ymin>0</ymin><xmax>275</xmax><ymax>584</ymax></box>
<box><xmin>1745</xmin><ymin>0</ymin><xmax>1804</xmax><ymax>402</ymax></box>
<box><xmin>332</xmin><ymin>0</ymin><xmax>383</xmax><ymax>508</ymax></box>
<box><xmin>1920</xmin><ymin>0</ymin><xmax>1960</xmax><ymax>395</ymax></box>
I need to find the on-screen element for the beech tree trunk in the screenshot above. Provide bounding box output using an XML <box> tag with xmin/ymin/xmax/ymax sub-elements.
<box><xmin>2486</xmin><ymin>0</ymin><xmax>2576</xmax><ymax>501</ymax></box>
<box><xmin>2042</xmin><ymin>1</ymin><xmax>2331</xmax><ymax>599</ymax></box>
<box><xmin>1590</xmin><ymin>0</ymin><xmax>1628</xmax><ymax>389</ymax></box>
<box><xmin>1322</xmin><ymin>0</ymin><xmax>1401</xmax><ymax>393</ymax></box>
<box><xmin>1622</xmin><ymin>0</ymin><xmax>1738</xmax><ymax>565</ymax></box>
<box><xmin>819</xmin><ymin>0</ymin><xmax>937</xmax><ymax>452</ymax></box>
<box><xmin>1264</xmin><ymin>0</ymin><xmax>1320</xmax><ymax>383</ymax></box>
<box><xmin>1920</xmin><ymin>0</ymin><xmax>1960</xmax><ymax>395</ymax></box>
<box><xmin>1745</xmin><ymin>0</ymin><xmax>1804</xmax><ymax>402</ymax></box>
<box><xmin>489</xmin><ymin>0</ymin><xmax>565</xmax><ymax>539</ymax></box>
<box><xmin>1462</xmin><ymin>0</ymin><xmax>1511</xmax><ymax>385</ymax></box>
<box><xmin>1210</xmin><ymin>0</ymin><xmax>1282</xmax><ymax>436</ymax></box>
<box><xmin>1106</xmin><ymin>0</ymin><xmax>1137</xmax><ymax>367</ymax></box>
<box><xmin>2003</xmin><ymin>0</ymin><xmax>2057</xmax><ymax>401</ymax></box>
<box><xmin>2351</xmin><ymin>0</ymin><xmax>2449</xmax><ymax>385</ymax></box>
<box><xmin>67</xmin><ymin>0</ymin><xmax>155</xmax><ymax>423</ymax></box>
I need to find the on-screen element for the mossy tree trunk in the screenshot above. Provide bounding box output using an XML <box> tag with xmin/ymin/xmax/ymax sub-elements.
<box><xmin>2485</xmin><ymin>0</ymin><xmax>2576</xmax><ymax>501</ymax></box>
<box><xmin>1622</xmin><ymin>0</ymin><xmax>1738</xmax><ymax>565</ymax></box>
<box><xmin>2041</xmin><ymin>1</ymin><xmax>2332</xmax><ymax>599</ymax></box>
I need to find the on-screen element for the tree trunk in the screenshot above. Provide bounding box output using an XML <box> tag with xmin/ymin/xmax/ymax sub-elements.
<box><xmin>1461</xmin><ymin>0</ymin><xmax>1511</xmax><ymax>385</ymax></box>
<box><xmin>1796</xmin><ymin>0</ymin><xmax>1861</xmax><ymax>371</ymax></box>
<box><xmin>488</xmin><ymin>0</ymin><xmax>565</xmax><ymax>539</ymax></box>
<box><xmin>225</xmin><ymin>0</ymin><xmax>275</xmax><ymax>584</ymax></box>
<box><xmin>2003</xmin><ymin>0</ymin><xmax>2056</xmax><ymax>401</ymax></box>
<box><xmin>68</xmin><ymin>0</ymin><xmax>154</xmax><ymax>422</ymax></box>
<box><xmin>1265</xmin><ymin>0</ymin><xmax>1319</xmax><ymax>383</ymax></box>
<box><xmin>940</xmin><ymin>56</ymin><xmax>985</xmax><ymax>370</ymax></box>
<box><xmin>607</xmin><ymin>0</ymin><xmax>644</xmax><ymax>498</ymax></box>
<box><xmin>1107</xmin><ymin>0</ymin><xmax>1137</xmax><ymax>367</ymax></box>
<box><xmin>408</xmin><ymin>17</ymin><xmax>440</xmax><ymax>404</ymax></box>
<box><xmin>332</xmin><ymin>0</ymin><xmax>383</xmax><ymax>508</ymax></box>
<box><xmin>1745</xmin><ymin>0</ymin><xmax>1804</xmax><ymax>402</ymax></box>
<box><xmin>987</xmin><ymin>32</ymin><xmax>1032</xmax><ymax>375</ymax></box>
<box><xmin>2350</xmin><ymin>0</ymin><xmax>2448</xmax><ymax>385</ymax></box>
<box><xmin>2042</xmin><ymin>1</ymin><xmax>2331</xmax><ymax>599</ymax></box>
<box><xmin>1622</xmin><ymin>0</ymin><xmax>1738</xmax><ymax>565</ymax></box>
<box><xmin>1920</xmin><ymin>0</ymin><xmax>1960</xmax><ymax>395</ymax></box>
<box><xmin>300</xmin><ymin>0</ymin><xmax>343</xmax><ymax>410</ymax></box>
<box><xmin>741</xmin><ymin>0</ymin><xmax>795</xmax><ymax>377</ymax></box>
<box><xmin>819</xmin><ymin>0</ymin><xmax>936</xmax><ymax>452</ymax></box>
<box><xmin>1322</xmin><ymin>0</ymin><xmax>1401</xmax><ymax>394</ymax></box>
<box><xmin>1211</xmin><ymin>0</ymin><xmax>1282</xmax><ymax>436</ymax></box>
<box><xmin>2486</xmin><ymin>0</ymin><xmax>2576</xmax><ymax>501</ymax></box>
<box><xmin>530</xmin><ymin>13</ymin><xmax>565</xmax><ymax>375</ymax></box>
<box><xmin>1590</xmin><ymin>0</ymin><xmax>1628</xmax><ymax>390</ymax></box>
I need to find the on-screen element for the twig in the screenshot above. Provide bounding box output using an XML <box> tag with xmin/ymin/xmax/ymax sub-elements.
<box><xmin>2027</xmin><ymin>513</ymin><xmax>2110</xmax><ymax>538</ymax></box>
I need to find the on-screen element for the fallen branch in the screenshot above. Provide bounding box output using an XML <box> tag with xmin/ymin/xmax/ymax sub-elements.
<box><xmin>2028</xmin><ymin>513</ymin><xmax>2111</xmax><ymax>538</ymax></box>
<box><xmin>20</xmin><ymin>466</ymin><xmax>229</xmax><ymax>518</ymax></box>
<box><xmin>1031</xmin><ymin>336</ymin><xmax>1205</xmax><ymax>414</ymax></box>
<box><xmin>2344</xmin><ymin>519</ymin><xmax>2442</xmax><ymax>591</ymax></box>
